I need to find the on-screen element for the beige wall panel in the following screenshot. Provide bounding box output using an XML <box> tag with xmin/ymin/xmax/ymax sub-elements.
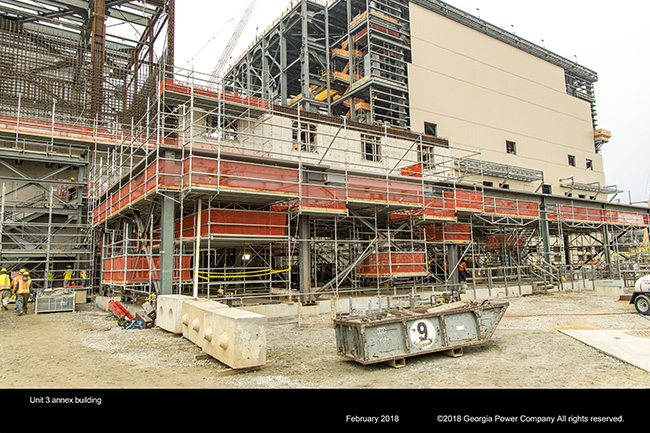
<box><xmin>409</xmin><ymin>6</ymin><xmax>564</xmax><ymax>91</ymax></box>
<box><xmin>410</xmin><ymin>66</ymin><xmax>594</xmax><ymax>153</ymax></box>
<box><xmin>407</xmin><ymin>4</ymin><xmax>606</xmax><ymax>194</ymax></box>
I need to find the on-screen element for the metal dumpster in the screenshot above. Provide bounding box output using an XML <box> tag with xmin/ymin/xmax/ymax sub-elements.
<box><xmin>334</xmin><ymin>300</ymin><xmax>508</xmax><ymax>366</ymax></box>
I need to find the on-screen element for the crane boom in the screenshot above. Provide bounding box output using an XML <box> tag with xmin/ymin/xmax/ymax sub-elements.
<box><xmin>209</xmin><ymin>0</ymin><xmax>258</xmax><ymax>85</ymax></box>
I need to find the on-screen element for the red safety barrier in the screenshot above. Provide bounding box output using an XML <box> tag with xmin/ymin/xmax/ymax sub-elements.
<box><xmin>158</xmin><ymin>79</ymin><xmax>270</xmax><ymax>110</ymax></box>
<box><xmin>93</xmin><ymin>159</ymin><xmax>183</xmax><ymax>225</ymax></box>
<box><xmin>184</xmin><ymin>158</ymin><xmax>300</xmax><ymax>196</ymax></box>
<box><xmin>483</xmin><ymin>197</ymin><xmax>539</xmax><ymax>218</ymax></box>
<box><xmin>0</xmin><ymin>114</ymin><xmax>134</xmax><ymax>148</ymax></box>
<box><xmin>401</xmin><ymin>163</ymin><xmax>422</xmax><ymax>178</ymax></box>
<box><xmin>347</xmin><ymin>176</ymin><xmax>423</xmax><ymax>206</ymax></box>
<box><xmin>487</xmin><ymin>234</ymin><xmax>525</xmax><ymax>249</ymax></box>
<box><xmin>390</xmin><ymin>196</ymin><xmax>455</xmax><ymax>221</ymax></box>
<box><xmin>444</xmin><ymin>190</ymin><xmax>483</xmax><ymax>212</ymax></box>
<box><xmin>357</xmin><ymin>252</ymin><xmax>427</xmax><ymax>277</ymax></box>
<box><xmin>295</xmin><ymin>184</ymin><xmax>348</xmax><ymax>213</ymax></box>
<box><xmin>175</xmin><ymin>209</ymin><xmax>287</xmax><ymax>239</ymax></box>
<box><xmin>416</xmin><ymin>223</ymin><xmax>472</xmax><ymax>243</ymax></box>
<box><xmin>548</xmin><ymin>206</ymin><xmax>649</xmax><ymax>226</ymax></box>
<box><xmin>103</xmin><ymin>255</ymin><xmax>191</xmax><ymax>283</ymax></box>
<box><xmin>108</xmin><ymin>300</ymin><xmax>134</xmax><ymax>321</ymax></box>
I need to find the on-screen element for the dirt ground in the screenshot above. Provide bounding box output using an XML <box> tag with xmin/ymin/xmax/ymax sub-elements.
<box><xmin>1</xmin><ymin>289</ymin><xmax>648</xmax><ymax>425</ymax></box>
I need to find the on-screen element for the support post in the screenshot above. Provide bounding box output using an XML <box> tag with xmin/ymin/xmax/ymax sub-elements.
<box><xmin>447</xmin><ymin>244</ymin><xmax>459</xmax><ymax>288</ymax></box>
<box><xmin>539</xmin><ymin>199</ymin><xmax>552</xmax><ymax>271</ymax></box>
<box><xmin>299</xmin><ymin>214</ymin><xmax>311</xmax><ymax>303</ymax></box>
<box><xmin>193</xmin><ymin>199</ymin><xmax>202</xmax><ymax>298</ymax></box>
<box><xmin>166</xmin><ymin>0</ymin><xmax>175</xmax><ymax>78</ymax></box>
<box><xmin>300</xmin><ymin>0</ymin><xmax>311</xmax><ymax>111</ymax></box>
<box><xmin>160</xmin><ymin>191</ymin><xmax>175</xmax><ymax>295</ymax></box>
<box><xmin>602</xmin><ymin>225</ymin><xmax>612</xmax><ymax>274</ymax></box>
<box><xmin>90</xmin><ymin>0</ymin><xmax>106</xmax><ymax>118</ymax></box>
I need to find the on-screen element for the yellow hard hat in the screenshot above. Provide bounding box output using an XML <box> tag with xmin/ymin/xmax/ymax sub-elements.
<box><xmin>0</xmin><ymin>268</ymin><xmax>6</xmax><ymax>273</ymax></box>
<box><xmin>71</xmin><ymin>177</ymin><xmax>75</xmax><ymax>182</ymax></box>
<box><xmin>19</xmin><ymin>268</ymin><xmax>26</xmax><ymax>273</ymax></box>
<box><xmin>22</xmin><ymin>272</ymin><xmax>29</xmax><ymax>276</ymax></box>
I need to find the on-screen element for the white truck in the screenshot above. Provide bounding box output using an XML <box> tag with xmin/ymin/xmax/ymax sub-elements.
<box><xmin>631</xmin><ymin>275</ymin><xmax>650</xmax><ymax>315</ymax></box>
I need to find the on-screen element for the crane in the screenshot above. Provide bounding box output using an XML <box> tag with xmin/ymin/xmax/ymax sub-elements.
<box><xmin>208</xmin><ymin>0</ymin><xmax>258</xmax><ymax>87</ymax></box>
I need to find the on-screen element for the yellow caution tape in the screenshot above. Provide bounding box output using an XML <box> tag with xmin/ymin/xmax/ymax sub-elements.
<box><xmin>196</xmin><ymin>267</ymin><xmax>291</xmax><ymax>280</ymax></box>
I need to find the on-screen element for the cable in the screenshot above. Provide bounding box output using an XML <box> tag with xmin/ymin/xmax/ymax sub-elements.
<box><xmin>181</xmin><ymin>17</ymin><xmax>235</xmax><ymax>68</ymax></box>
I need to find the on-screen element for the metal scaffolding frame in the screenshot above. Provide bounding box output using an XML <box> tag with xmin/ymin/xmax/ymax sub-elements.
<box><xmin>2</xmin><ymin>0</ymin><xmax>648</xmax><ymax>308</ymax></box>
<box><xmin>225</xmin><ymin>0</ymin><xmax>412</xmax><ymax>129</ymax></box>
<box><xmin>0</xmin><ymin>0</ymin><xmax>173</xmax><ymax>293</ymax></box>
<box><xmin>84</xmin><ymin>64</ymin><xmax>650</xmax><ymax>306</ymax></box>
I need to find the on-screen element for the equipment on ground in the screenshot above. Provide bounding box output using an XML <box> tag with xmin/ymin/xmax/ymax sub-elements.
<box><xmin>630</xmin><ymin>275</ymin><xmax>650</xmax><ymax>315</ymax></box>
<box><xmin>35</xmin><ymin>288</ymin><xmax>75</xmax><ymax>314</ymax></box>
<box><xmin>107</xmin><ymin>299</ymin><xmax>134</xmax><ymax>326</ymax></box>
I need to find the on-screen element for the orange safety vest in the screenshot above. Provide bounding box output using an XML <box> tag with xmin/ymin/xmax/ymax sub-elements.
<box><xmin>458</xmin><ymin>262</ymin><xmax>467</xmax><ymax>272</ymax></box>
<box><xmin>0</xmin><ymin>274</ymin><xmax>11</xmax><ymax>290</ymax></box>
<box><xmin>15</xmin><ymin>278</ymin><xmax>31</xmax><ymax>294</ymax></box>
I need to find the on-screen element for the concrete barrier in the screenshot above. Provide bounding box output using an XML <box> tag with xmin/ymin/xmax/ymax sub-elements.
<box><xmin>156</xmin><ymin>294</ymin><xmax>193</xmax><ymax>334</ymax></box>
<box><xmin>202</xmin><ymin>307</ymin><xmax>267</xmax><ymax>369</ymax></box>
<box><xmin>169</xmin><ymin>297</ymin><xmax>269</xmax><ymax>369</ymax></box>
<box><xmin>181</xmin><ymin>298</ymin><xmax>229</xmax><ymax>346</ymax></box>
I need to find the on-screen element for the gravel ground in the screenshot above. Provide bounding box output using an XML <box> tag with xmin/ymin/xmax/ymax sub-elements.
<box><xmin>1</xmin><ymin>289</ymin><xmax>648</xmax><ymax>425</ymax></box>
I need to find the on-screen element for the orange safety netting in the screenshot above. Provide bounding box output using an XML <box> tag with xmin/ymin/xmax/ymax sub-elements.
<box><xmin>158</xmin><ymin>79</ymin><xmax>270</xmax><ymax>110</ymax></box>
<box><xmin>175</xmin><ymin>209</ymin><xmax>287</xmax><ymax>239</ymax></box>
<box><xmin>184</xmin><ymin>158</ymin><xmax>300</xmax><ymax>196</ymax></box>
<box><xmin>103</xmin><ymin>255</ymin><xmax>191</xmax><ymax>283</ymax></box>
<box><xmin>347</xmin><ymin>175</ymin><xmax>423</xmax><ymax>206</ymax></box>
<box><xmin>416</xmin><ymin>222</ymin><xmax>472</xmax><ymax>243</ymax></box>
<box><xmin>443</xmin><ymin>190</ymin><xmax>483</xmax><ymax>212</ymax></box>
<box><xmin>548</xmin><ymin>206</ymin><xmax>650</xmax><ymax>226</ymax></box>
<box><xmin>357</xmin><ymin>252</ymin><xmax>427</xmax><ymax>277</ymax></box>
<box><xmin>483</xmin><ymin>197</ymin><xmax>538</xmax><ymax>218</ymax></box>
<box><xmin>294</xmin><ymin>184</ymin><xmax>348</xmax><ymax>213</ymax></box>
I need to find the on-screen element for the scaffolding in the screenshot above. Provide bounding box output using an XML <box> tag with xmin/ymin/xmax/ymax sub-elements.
<box><xmin>0</xmin><ymin>0</ymin><xmax>173</xmax><ymax>294</ymax></box>
<box><xmin>84</xmin><ymin>64</ymin><xmax>650</xmax><ymax>306</ymax></box>
<box><xmin>225</xmin><ymin>0</ymin><xmax>412</xmax><ymax>128</ymax></box>
<box><xmin>2</xmin><ymin>0</ymin><xmax>649</xmax><ymax>308</ymax></box>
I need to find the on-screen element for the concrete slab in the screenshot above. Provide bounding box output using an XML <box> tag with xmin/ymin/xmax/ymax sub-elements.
<box><xmin>560</xmin><ymin>329</ymin><xmax>650</xmax><ymax>372</ymax></box>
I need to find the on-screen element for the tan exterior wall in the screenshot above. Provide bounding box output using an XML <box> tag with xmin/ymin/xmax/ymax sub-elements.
<box><xmin>408</xmin><ymin>4</ymin><xmax>606</xmax><ymax>197</ymax></box>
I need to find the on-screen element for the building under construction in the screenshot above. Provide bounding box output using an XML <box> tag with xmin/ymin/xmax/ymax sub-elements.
<box><xmin>1</xmin><ymin>0</ymin><xmax>648</xmax><ymax>308</ymax></box>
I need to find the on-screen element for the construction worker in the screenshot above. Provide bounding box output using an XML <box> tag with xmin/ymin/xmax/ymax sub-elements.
<box><xmin>13</xmin><ymin>271</ymin><xmax>31</xmax><ymax>315</ymax></box>
<box><xmin>0</xmin><ymin>268</ymin><xmax>11</xmax><ymax>310</ymax></box>
<box><xmin>67</xmin><ymin>177</ymin><xmax>77</xmax><ymax>201</ymax></box>
<box><xmin>80</xmin><ymin>265</ymin><xmax>88</xmax><ymax>287</ymax></box>
<box><xmin>457</xmin><ymin>258</ymin><xmax>468</xmax><ymax>284</ymax></box>
<box><xmin>63</xmin><ymin>265</ymin><xmax>74</xmax><ymax>288</ymax></box>
<box><xmin>12</xmin><ymin>269</ymin><xmax>26</xmax><ymax>311</ymax></box>
<box><xmin>47</xmin><ymin>265</ymin><xmax>55</xmax><ymax>288</ymax></box>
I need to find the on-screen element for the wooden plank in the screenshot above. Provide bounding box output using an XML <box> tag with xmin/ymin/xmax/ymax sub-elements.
<box><xmin>426</xmin><ymin>301</ymin><xmax>468</xmax><ymax>314</ymax></box>
<box><xmin>214</xmin><ymin>360</ymin><xmax>273</xmax><ymax>376</ymax></box>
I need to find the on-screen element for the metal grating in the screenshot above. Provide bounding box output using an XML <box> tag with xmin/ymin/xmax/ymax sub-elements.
<box><xmin>35</xmin><ymin>293</ymin><xmax>75</xmax><ymax>314</ymax></box>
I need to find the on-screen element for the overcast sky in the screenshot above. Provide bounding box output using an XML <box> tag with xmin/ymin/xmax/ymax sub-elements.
<box><xmin>174</xmin><ymin>0</ymin><xmax>650</xmax><ymax>206</ymax></box>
